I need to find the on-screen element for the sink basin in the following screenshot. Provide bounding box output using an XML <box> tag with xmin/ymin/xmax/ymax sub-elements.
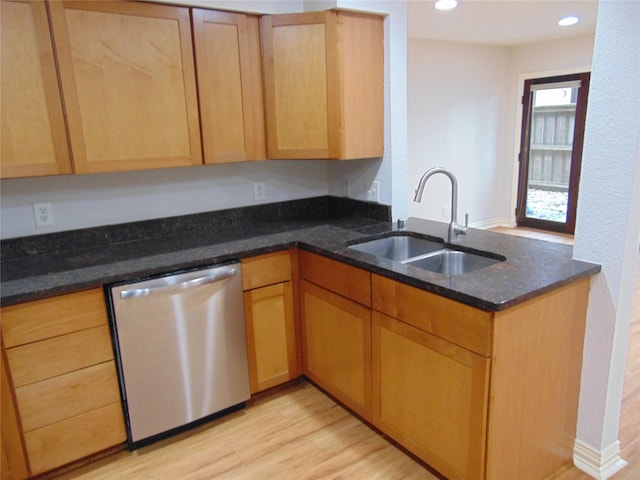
<box><xmin>405</xmin><ymin>249</ymin><xmax>503</xmax><ymax>275</ymax></box>
<box><xmin>348</xmin><ymin>234</ymin><xmax>443</xmax><ymax>262</ymax></box>
<box><xmin>348</xmin><ymin>232</ymin><xmax>505</xmax><ymax>275</ymax></box>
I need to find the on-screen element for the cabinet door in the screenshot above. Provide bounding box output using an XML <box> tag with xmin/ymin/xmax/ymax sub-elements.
<box><xmin>300</xmin><ymin>280</ymin><xmax>371</xmax><ymax>420</ymax></box>
<box><xmin>1</xmin><ymin>0</ymin><xmax>72</xmax><ymax>179</ymax></box>
<box><xmin>261</xmin><ymin>11</ymin><xmax>383</xmax><ymax>160</ymax></box>
<box><xmin>193</xmin><ymin>10</ymin><xmax>265</xmax><ymax>164</ymax></box>
<box><xmin>261</xmin><ymin>12</ymin><xmax>340</xmax><ymax>159</ymax></box>
<box><xmin>1</xmin><ymin>345</ymin><xmax>30</xmax><ymax>480</ymax></box>
<box><xmin>244</xmin><ymin>282</ymin><xmax>297</xmax><ymax>393</ymax></box>
<box><xmin>48</xmin><ymin>1</ymin><xmax>202</xmax><ymax>173</ymax></box>
<box><xmin>372</xmin><ymin>312</ymin><xmax>489</xmax><ymax>480</ymax></box>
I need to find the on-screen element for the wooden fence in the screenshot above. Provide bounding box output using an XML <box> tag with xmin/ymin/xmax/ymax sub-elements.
<box><xmin>528</xmin><ymin>105</ymin><xmax>575</xmax><ymax>191</ymax></box>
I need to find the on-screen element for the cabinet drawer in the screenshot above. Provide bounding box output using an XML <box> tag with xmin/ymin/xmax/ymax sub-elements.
<box><xmin>242</xmin><ymin>250</ymin><xmax>291</xmax><ymax>290</ymax></box>
<box><xmin>15</xmin><ymin>361</ymin><xmax>121</xmax><ymax>432</ymax></box>
<box><xmin>299</xmin><ymin>251</ymin><xmax>371</xmax><ymax>307</ymax></box>
<box><xmin>1</xmin><ymin>289</ymin><xmax>107</xmax><ymax>348</ymax></box>
<box><xmin>372</xmin><ymin>275</ymin><xmax>493</xmax><ymax>357</ymax></box>
<box><xmin>6</xmin><ymin>325</ymin><xmax>114</xmax><ymax>387</ymax></box>
<box><xmin>24</xmin><ymin>402</ymin><xmax>126</xmax><ymax>475</ymax></box>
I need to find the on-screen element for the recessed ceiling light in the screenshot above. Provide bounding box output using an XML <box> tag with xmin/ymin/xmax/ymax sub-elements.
<box><xmin>435</xmin><ymin>0</ymin><xmax>458</xmax><ymax>11</ymax></box>
<box><xmin>558</xmin><ymin>16</ymin><xmax>580</xmax><ymax>27</ymax></box>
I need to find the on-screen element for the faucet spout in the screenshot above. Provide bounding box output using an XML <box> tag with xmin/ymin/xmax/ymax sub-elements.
<box><xmin>413</xmin><ymin>167</ymin><xmax>468</xmax><ymax>243</ymax></box>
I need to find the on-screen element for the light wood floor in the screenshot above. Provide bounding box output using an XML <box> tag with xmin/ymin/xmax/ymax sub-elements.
<box><xmin>55</xmin><ymin>381</ymin><xmax>439</xmax><ymax>480</ymax></box>
<box><xmin>54</xmin><ymin>228</ymin><xmax>638</xmax><ymax>480</ymax></box>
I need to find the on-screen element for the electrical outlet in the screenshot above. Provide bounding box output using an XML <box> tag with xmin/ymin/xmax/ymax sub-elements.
<box><xmin>441</xmin><ymin>206</ymin><xmax>450</xmax><ymax>218</ymax></box>
<box><xmin>253</xmin><ymin>181</ymin><xmax>266</xmax><ymax>201</ymax></box>
<box><xmin>33</xmin><ymin>202</ymin><xmax>54</xmax><ymax>227</ymax></box>
<box><xmin>367</xmin><ymin>181</ymin><xmax>380</xmax><ymax>203</ymax></box>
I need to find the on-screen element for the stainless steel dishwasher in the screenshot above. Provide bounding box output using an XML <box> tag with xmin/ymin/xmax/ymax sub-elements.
<box><xmin>108</xmin><ymin>262</ymin><xmax>250</xmax><ymax>449</ymax></box>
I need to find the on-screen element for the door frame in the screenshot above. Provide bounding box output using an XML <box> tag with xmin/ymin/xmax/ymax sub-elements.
<box><xmin>515</xmin><ymin>72</ymin><xmax>590</xmax><ymax>234</ymax></box>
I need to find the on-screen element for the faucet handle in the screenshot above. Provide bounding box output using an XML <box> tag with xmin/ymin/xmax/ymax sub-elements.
<box><xmin>464</xmin><ymin>213</ymin><xmax>469</xmax><ymax>228</ymax></box>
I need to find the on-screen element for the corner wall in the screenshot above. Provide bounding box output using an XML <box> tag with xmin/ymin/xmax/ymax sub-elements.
<box><xmin>572</xmin><ymin>1</ymin><xmax>640</xmax><ymax>477</ymax></box>
<box><xmin>407</xmin><ymin>38</ymin><xmax>510</xmax><ymax>227</ymax></box>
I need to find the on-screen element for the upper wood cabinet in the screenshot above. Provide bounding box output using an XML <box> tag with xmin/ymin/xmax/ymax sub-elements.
<box><xmin>192</xmin><ymin>10</ymin><xmax>266</xmax><ymax>164</ymax></box>
<box><xmin>48</xmin><ymin>1</ymin><xmax>202</xmax><ymax>174</ymax></box>
<box><xmin>260</xmin><ymin>11</ymin><xmax>384</xmax><ymax>160</ymax></box>
<box><xmin>1</xmin><ymin>0</ymin><xmax>72</xmax><ymax>179</ymax></box>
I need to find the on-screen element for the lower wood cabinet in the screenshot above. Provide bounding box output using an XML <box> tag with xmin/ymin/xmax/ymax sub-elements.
<box><xmin>370</xmin><ymin>273</ymin><xmax>591</xmax><ymax>480</ymax></box>
<box><xmin>300</xmin><ymin>280</ymin><xmax>372</xmax><ymax>420</ymax></box>
<box><xmin>372</xmin><ymin>311</ymin><xmax>489</xmax><ymax>480</ymax></box>
<box><xmin>1</xmin><ymin>289</ymin><xmax>126</xmax><ymax>477</ymax></box>
<box><xmin>1</xmin><ymin>345</ymin><xmax>29</xmax><ymax>480</ymax></box>
<box><xmin>298</xmin><ymin>251</ymin><xmax>372</xmax><ymax>420</ymax></box>
<box><xmin>242</xmin><ymin>250</ymin><xmax>298</xmax><ymax>393</ymax></box>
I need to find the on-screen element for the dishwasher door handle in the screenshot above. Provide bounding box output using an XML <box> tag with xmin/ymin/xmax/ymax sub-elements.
<box><xmin>120</xmin><ymin>267</ymin><xmax>237</xmax><ymax>299</ymax></box>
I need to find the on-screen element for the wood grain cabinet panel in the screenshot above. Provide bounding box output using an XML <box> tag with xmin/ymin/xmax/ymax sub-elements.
<box><xmin>241</xmin><ymin>251</ymin><xmax>291</xmax><ymax>291</ymax></box>
<box><xmin>1</xmin><ymin>346</ymin><xmax>29</xmax><ymax>480</ymax></box>
<box><xmin>1</xmin><ymin>289</ymin><xmax>126</xmax><ymax>476</ymax></box>
<box><xmin>299</xmin><ymin>250</ymin><xmax>371</xmax><ymax>307</ymax></box>
<box><xmin>372</xmin><ymin>312</ymin><xmax>489</xmax><ymax>480</ymax></box>
<box><xmin>48</xmin><ymin>0</ymin><xmax>202</xmax><ymax>173</ymax></box>
<box><xmin>6</xmin><ymin>325</ymin><xmax>114</xmax><ymax>388</ymax></box>
<box><xmin>242</xmin><ymin>251</ymin><xmax>298</xmax><ymax>394</ymax></box>
<box><xmin>244</xmin><ymin>282</ymin><xmax>297</xmax><ymax>393</ymax></box>
<box><xmin>192</xmin><ymin>9</ymin><xmax>265</xmax><ymax>164</ymax></box>
<box><xmin>486</xmin><ymin>278</ymin><xmax>590</xmax><ymax>480</ymax></box>
<box><xmin>23</xmin><ymin>403</ymin><xmax>125</xmax><ymax>475</ymax></box>
<box><xmin>1</xmin><ymin>0</ymin><xmax>72</xmax><ymax>179</ymax></box>
<box><xmin>300</xmin><ymin>280</ymin><xmax>372</xmax><ymax>420</ymax></box>
<box><xmin>372</xmin><ymin>274</ymin><xmax>492</xmax><ymax>356</ymax></box>
<box><xmin>261</xmin><ymin>11</ymin><xmax>383</xmax><ymax>160</ymax></box>
<box><xmin>1</xmin><ymin>288</ymin><xmax>108</xmax><ymax>348</ymax></box>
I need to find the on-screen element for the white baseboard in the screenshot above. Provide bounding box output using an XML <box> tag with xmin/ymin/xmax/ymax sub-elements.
<box><xmin>573</xmin><ymin>439</ymin><xmax>628</xmax><ymax>480</ymax></box>
<box><xmin>469</xmin><ymin>218</ymin><xmax>513</xmax><ymax>230</ymax></box>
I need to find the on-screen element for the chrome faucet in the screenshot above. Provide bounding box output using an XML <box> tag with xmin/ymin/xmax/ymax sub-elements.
<box><xmin>413</xmin><ymin>167</ymin><xmax>469</xmax><ymax>243</ymax></box>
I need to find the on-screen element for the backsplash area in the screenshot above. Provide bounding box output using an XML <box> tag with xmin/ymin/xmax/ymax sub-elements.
<box><xmin>1</xmin><ymin>196</ymin><xmax>391</xmax><ymax>263</ymax></box>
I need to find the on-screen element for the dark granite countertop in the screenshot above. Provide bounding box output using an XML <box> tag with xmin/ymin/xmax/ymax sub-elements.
<box><xmin>0</xmin><ymin>197</ymin><xmax>600</xmax><ymax>311</ymax></box>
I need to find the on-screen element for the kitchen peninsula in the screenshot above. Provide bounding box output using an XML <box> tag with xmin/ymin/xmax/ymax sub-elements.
<box><xmin>1</xmin><ymin>197</ymin><xmax>599</xmax><ymax>480</ymax></box>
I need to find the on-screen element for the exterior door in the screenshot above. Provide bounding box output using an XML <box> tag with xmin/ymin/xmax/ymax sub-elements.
<box><xmin>516</xmin><ymin>73</ymin><xmax>590</xmax><ymax>234</ymax></box>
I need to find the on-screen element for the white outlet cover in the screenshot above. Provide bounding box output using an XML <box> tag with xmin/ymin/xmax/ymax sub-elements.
<box><xmin>367</xmin><ymin>181</ymin><xmax>380</xmax><ymax>203</ymax></box>
<box><xmin>33</xmin><ymin>202</ymin><xmax>54</xmax><ymax>227</ymax></box>
<box><xmin>253</xmin><ymin>181</ymin><xmax>266</xmax><ymax>201</ymax></box>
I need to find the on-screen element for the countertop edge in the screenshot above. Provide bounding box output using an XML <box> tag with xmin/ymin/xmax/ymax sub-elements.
<box><xmin>0</xmin><ymin>218</ymin><xmax>602</xmax><ymax>312</ymax></box>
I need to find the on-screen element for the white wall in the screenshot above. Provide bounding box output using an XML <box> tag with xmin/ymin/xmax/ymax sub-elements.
<box><xmin>0</xmin><ymin>161</ymin><xmax>328</xmax><ymax>238</ymax></box>
<box><xmin>407</xmin><ymin>39</ymin><xmax>510</xmax><ymax>227</ymax></box>
<box><xmin>572</xmin><ymin>1</ymin><xmax>639</xmax><ymax>477</ymax></box>
<box><xmin>406</xmin><ymin>33</ymin><xmax>594</xmax><ymax>229</ymax></box>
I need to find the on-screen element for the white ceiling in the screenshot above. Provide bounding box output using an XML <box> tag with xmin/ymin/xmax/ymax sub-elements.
<box><xmin>408</xmin><ymin>0</ymin><xmax>599</xmax><ymax>46</ymax></box>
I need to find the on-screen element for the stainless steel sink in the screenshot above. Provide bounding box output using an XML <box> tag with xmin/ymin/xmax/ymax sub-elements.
<box><xmin>348</xmin><ymin>234</ymin><xmax>443</xmax><ymax>262</ymax></box>
<box><xmin>404</xmin><ymin>249</ymin><xmax>503</xmax><ymax>275</ymax></box>
<box><xmin>347</xmin><ymin>233</ymin><xmax>505</xmax><ymax>275</ymax></box>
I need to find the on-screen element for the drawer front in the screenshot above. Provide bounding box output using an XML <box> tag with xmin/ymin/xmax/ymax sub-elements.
<box><xmin>372</xmin><ymin>274</ymin><xmax>493</xmax><ymax>357</ymax></box>
<box><xmin>15</xmin><ymin>361</ymin><xmax>122</xmax><ymax>432</ymax></box>
<box><xmin>6</xmin><ymin>325</ymin><xmax>114</xmax><ymax>387</ymax></box>
<box><xmin>299</xmin><ymin>250</ymin><xmax>371</xmax><ymax>307</ymax></box>
<box><xmin>1</xmin><ymin>289</ymin><xmax>108</xmax><ymax>348</ymax></box>
<box><xmin>24</xmin><ymin>402</ymin><xmax>126</xmax><ymax>475</ymax></box>
<box><xmin>242</xmin><ymin>250</ymin><xmax>291</xmax><ymax>290</ymax></box>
